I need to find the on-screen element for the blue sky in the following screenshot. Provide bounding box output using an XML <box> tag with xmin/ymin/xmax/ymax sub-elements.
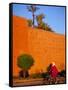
<box><xmin>12</xmin><ymin>4</ymin><xmax>66</xmax><ymax>34</ymax></box>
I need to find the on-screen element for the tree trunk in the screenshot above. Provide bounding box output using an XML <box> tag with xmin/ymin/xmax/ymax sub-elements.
<box><xmin>23</xmin><ymin>70</ymin><xmax>29</xmax><ymax>78</ymax></box>
<box><xmin>23</xmin><ymin>70</ymin><xmax>26</xmax><ymax>78</ymax></box>
<box><xmin>32</xmin><ymin>12</ymin><xmax>35</xmax><ymax>27</ymax></box>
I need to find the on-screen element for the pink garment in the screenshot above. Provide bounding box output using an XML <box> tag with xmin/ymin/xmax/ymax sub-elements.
<box><xmin>49</xmin><ymin>65</ymin><xmax>58</xmax><ymax>78</ymax></box>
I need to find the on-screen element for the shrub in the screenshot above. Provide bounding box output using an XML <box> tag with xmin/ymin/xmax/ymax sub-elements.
<box><xmin>27</xmin><ymin>19</ymin><xmax>33</xmax><ymax>27</ymax></box>
<box><xmin>39</xmin><ymin>22</ymin><xmax>46</xmax><ymax>30</ymax></box>
<box><xmin>30</xmin><ymin>72</ymin><xmax>50</xmax><ymax>79</ymax></box>
<box><xmin>41</xmin><ymin>72</ymin><xmax>50</xmax><ymax>78</ymax></box>
<box><xmin>17</xmin><ymin>54</ymin><xmax>34</xmax><ymax>78</ymax></box>
<box><xmin>59</xmin><ymin>70</ymin><xmax>66</xmax><ymax>77</ymax></box>
<box><xmin>30</xmin><ymin>73</ymin><xmax>42</xmax><ymax>79</ymax></box>
<box><xmin>45</xmin><ymin>24</ymin><xmax>54</xmax><ymax>32</ymax></box>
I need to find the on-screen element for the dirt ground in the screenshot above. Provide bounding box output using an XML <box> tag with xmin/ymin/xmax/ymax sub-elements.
<box><xmin>13</xmin><ymin>77</ymin><xmax>66</xmax><ymax>87</ymax></box>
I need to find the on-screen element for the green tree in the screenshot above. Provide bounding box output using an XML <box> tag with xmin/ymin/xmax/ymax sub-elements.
<box><xmin>27</xmin><ymin>19</ymin><xmax>33</xmax><ymax>27</ymax></box>
<box><xmin>36</xmin><ymin>14</ymin><xmax>45</xmax><ymax>28</ymax></box>
<box><xmin>27</xmin><ymin>5</ymin><xmax>39</xmax><ymax>27</ymax></box>
<box><xmin>45</xmin><ymin>23</ymin><xmax>54</xmax><ymax>32</ymax></box>
<box><xmin>36</xmin><ymin>14</ymin><xmax>54</xmax><ymax>32</ymax></box>
<box><xmin>17</xmin><ymin>54</ymin><xmax>34</xmax><ymax>78</ymax></box>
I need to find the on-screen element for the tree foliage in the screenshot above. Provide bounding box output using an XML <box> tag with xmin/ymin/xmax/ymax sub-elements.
<box><xmin>27</xmin><ymin>5</ymin><xmax>54</xmax><ymax>32</ymax></box>
<box><xmin>36</xmin><ymin>14</ymin><xmax>45</xmax><ymax>28</ymax></box>
<box><xmin>27</xmin><ymin>19</ymin><xmax>33</xmax><ymax>27</ymax></box>
<box><xmin>17</xmin><ymin>54</ymin><xmax>34</xmax><ymax>70</ymax></box>
<box><xmin>36</xmin><ymin>14</ymin><xmax>53</xmax><ymax>31</ymax></box>
<box><xmin>44</xmin><ymin>24</ymin><xmax>54</xmax><ymax>32</ymax></box>
<box><xmin>27</xmin><ymin>5</ymin><xmax>39</xmax><ymax>27</ymax></box>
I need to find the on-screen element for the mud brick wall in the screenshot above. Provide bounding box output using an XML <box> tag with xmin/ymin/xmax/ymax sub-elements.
<box><xmin>28</xmin><ymin>29</ymin><xmax>65</xmax><ymax>74</ymax></box>
<box><xmin>13</xmin><ymin>28</ymin><xmax>65</xmax><ymax>76</ymax></box>
<box><xmin>13</xmin><ymin>16</ymin><xmax>65</xmax><ymax>76</ymax></box>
